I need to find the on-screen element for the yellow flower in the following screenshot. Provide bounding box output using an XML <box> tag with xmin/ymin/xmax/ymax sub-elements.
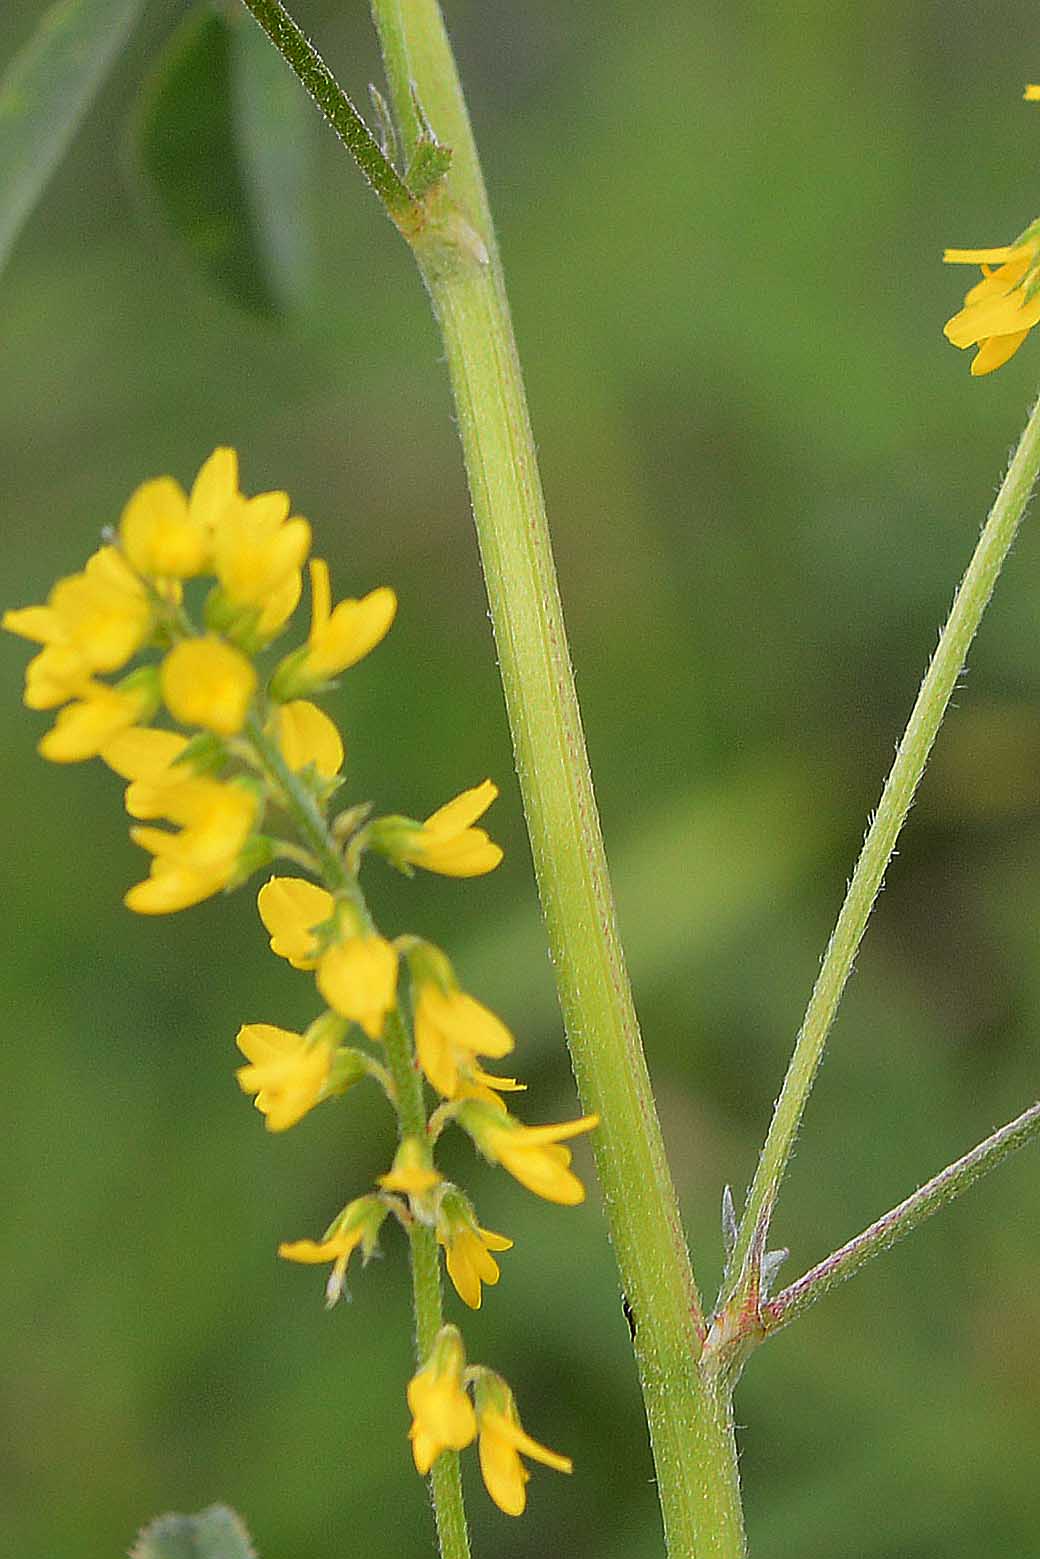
<box><xmin>119</xmin><ymin>475</ymin><xmax>211</xmax><ymax>581</ymax></box>
<box><xmin>101</xmin><ymin>726</ymin><xmax>194</xmax><ymax>818</ymax></box>
<box><xmin>406</xmin><ymin>1326</ymin><xmax>477</xmax><ymax>1475</ymax></box>
<box><xmin>474</xmin><ymin>1375</ymin><xmax>571</xmax><ymax>1516</ymax></box>
<box><xmin>125</xmin><ymin>776</ymin><xmax>259</xmax><ymax>914</ymax></box>
<box><xmin>436</xmin><ymin>1191</ymin><xmax>512</xmax><ymax>1309</ymax></box>
<box><xmin>317</xmin><ymin>934</ymin><xmax>399</xmax><ymax>1039</ymax></box>
<box><xmin>236</xmin><ymin>1021</ymin><xmax>334</xmax><ymax>1130</ymax></box>
<box><xmin>270</xmin><ymin>559</ymin><xmax>396</xmax><ymax>698</ymax></box>
<box><xmin>37</xmin><ymin>670</ymin><xmax>159</xmax><ymax>763</ymax></box>
<box><xmin>257</xmin><ymin>876</ymin><xmax>336</xmax><ymax>969</ymax></box>
<box><xmin>944</xmin><ymin>228</ymin><xmax>1040</xmax><ymax>375</ymax></box>
<box><xmin>4</xmin><ymin>546</ymin><xmax>153</xmax><ymax>696</ymax></box>
<box><xmin>414</xmin><ymin>981</ymin><xmax>514</xmax><ymax>1098</ymax></box>
<box><xmin>279</xmin><ymin>1194</ymin><xmax>387</xmax><ymax>1305</ymax></box>
<box><xmin>161</xmin><ymin>635</ymin><xmax>257</xmax><ymax>735</ymax></box>
<box><xmin>268</xmin><ymin>699</ymin><xmax>344</xmax><ymax>778</ymax></box>
<box><xmin>459</xmin><ymin>1102</ymin><xmax>599</xmax><ymax>1205</ymax></box>
<box><xmin>378</xmin><ymin>1135</ymin><xmax>442</xmax><ymax>1194</ymax></box>
<box><xmin>211</xmin><ymin>490</ymin><xmax>311</xmax><ymax>610</ymax></box>
<box><xmin>407</xmin><ymin>781</ymin><xmax>504</xmax><ymax>877</ymax></box>
<box><xmin>21</xmin><ymin>644</ymin><xmax>94</xmax><ymax>710</ymax></box>
<box><xmin>1025</xmin><ymin>85</ymin><xmax>1040</xmax><ymax>100</ymax></box>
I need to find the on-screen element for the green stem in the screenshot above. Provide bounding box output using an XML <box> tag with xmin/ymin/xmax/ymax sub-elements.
<box><xmin>729</xmin><ymin>393</ymin><xmax>1040</xmax><ymax>1289</ymax></box>
<box><xmin>236</xmin><ymin>0</ymin><xmax>420</xmax><ymax>228</ymax></box>
<box><xmin>383</xmin><ymin>1009</ymin><xmax>472</xmax><ymax>1559</ymax></box>
<box><xmin>762</xmin><ymin>1100</ymin><xmax>1040</xmax><ymax>1335</ymax></box>
<box><xmin>366</xmin><ymin>5</ymin><xmax>745</xmax><ymax>1555</ymax></box>
<box><xmin>245</xmin><ymin>715</ymin><xmax>470</xmax><ymax>1559</ymax></box>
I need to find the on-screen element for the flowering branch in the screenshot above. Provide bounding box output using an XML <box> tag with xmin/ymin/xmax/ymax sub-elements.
<box><xmin>762</xmin><ymin>1101</ymin><xmax>1040</xmax><ymax>1335</ymax></box>
<box><xmin>727</xmin><ymin>391</ymin><xmax>1040</xmax><ymax>1296</ymax></box>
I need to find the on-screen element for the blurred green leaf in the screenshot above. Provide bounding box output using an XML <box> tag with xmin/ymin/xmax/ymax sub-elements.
<box><xmin>130</xmin><ymin>1504</ymin><xmax>258</xmax><ymax>1559</ymax></box>
<box><xmin>0</xmin><ymin>0</ymin><xmax>146</xmax><ymax>275</ymax></box>
<box><xmin>131</xmin><ymin>4</ymin><xmax>314</xmax><ymax>318</ymax></box>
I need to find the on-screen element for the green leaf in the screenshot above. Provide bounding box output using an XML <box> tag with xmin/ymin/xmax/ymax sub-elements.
<box><xmin>130</xmin><ymin>1504</ymin><xmax>258</xmax><ymax>1559</ymax></box>
<box><xmin>0</xmin><ymin>0</ymin><xmax>147</xmax><ymax>275</ymax></box>
<box><xmin>131</xmin><ymin>4</ymin><xmax>314</xmax><ymax>318</ymax></box>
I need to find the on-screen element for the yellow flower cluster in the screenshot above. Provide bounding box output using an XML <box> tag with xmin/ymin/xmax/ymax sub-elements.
<box><xmin>5</xmin><ymin>449</ymin><xmax>597</xmax><ymax>1520</ymax></box>
<box><xmin>943</xmin><ymin>87</ymin><xmax>1040</xmax><ymax>375</ymax></box>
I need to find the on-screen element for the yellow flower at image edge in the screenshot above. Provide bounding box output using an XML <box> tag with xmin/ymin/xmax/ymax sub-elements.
<box><xmin>475</xmin><ymin>1379</ymin><xmax>572</xmax><ymax>1517</ymax></box>
<box><xmin>161</xmin><ymin>635</ymin><xmax>257</xmax><ymax>735</ymax></box>
<box><xmin>943</xmin><ymin>233</ymin><xmax>1040</xmax><ymax>375</ymax></box>
<box><xmin>236</xmin><ymin>1022</ymin><xmax>333</xmax><ymax>1131</ymax></box>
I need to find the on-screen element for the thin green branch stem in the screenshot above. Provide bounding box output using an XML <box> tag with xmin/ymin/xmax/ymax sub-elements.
<box><xmin>245</xmin><ymin>713</ymin><xmax>470</xmax><ymax>1559</ymax></box>
<box><xmin>236</xmin><ymin>0</ymin><xmax>420</xmax><ymax>226</ymax></box>
<box><xmin>729</xmin><ymin>393</ymin><xmax>1040</xmax><ymax>1290</ymax></box>
<box><xmin>762</xmin><ymin>1100</ymin><xmax>1040</xmax><ymax>1335</ymax></box>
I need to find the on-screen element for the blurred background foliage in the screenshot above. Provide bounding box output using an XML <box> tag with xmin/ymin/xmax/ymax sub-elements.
<box><xmin>3</xmin><ymin>1</ymin><xmax>1040</xmax><ymax>1555</ymax></box>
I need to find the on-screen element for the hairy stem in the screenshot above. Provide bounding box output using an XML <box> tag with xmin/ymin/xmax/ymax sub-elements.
<box><xmin>763</xmin><ymin>1101</ymin><xmax>1040</xmax><ymax>1334</ymax></box>
<box><xmin>246</xmin><ymin>713</ymin><xmax>470</xmax><ymax>1559</ymax></box>
<box><xmin>729</xmin><ymin>393</ymin><xmax>1040</xmax><ymax>1288</ymax></box>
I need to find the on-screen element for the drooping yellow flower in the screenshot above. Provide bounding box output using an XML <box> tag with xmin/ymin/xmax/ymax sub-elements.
<box><xmin>436</xmin><ymin>1190</ymin><xmax>512</xmax><ymax>1309</ymax></box>
<box><xmin>474</xmin><ymin>1375</ymin><xmax>571</xmax><ymax>1516</ymax></box>
<box><xmin>269</xmin><ymin>699</ymin><xmax>344</xmax><ymax>778</ymax></box>
<box><xmin>119</xmin><ymin>476</ymin><xmax>210</xmax><ymax>581</ymax></box>
<box><xmin>378</xmin><ymin>1134</ymin><xmax>442</xmax><ymax>1194</ymax></box>
<box><xmin>279</xmin><ymin>1194</ymin><xmax>388</xmax><ymax>1305</ymax></box>
<box><xmin>257</xmin><ymin>876</ymin><xmax>336</xmax><ymax>969</ymax></box>
<box><xmin>317</xmin><ymin>933</ymin><xmax>399</xmax><ymax>1039</ymax></box>
<box><xmin>414</xmin><ymin>981</ymin><xmax>514</xmax><ymax>1098</ymax></box>
<box><xmin>236</xmin><ymin>1021</ymin><xmax>335</xmax><ymax>1130</ymax></box>
<box><xmin>270</xmin><ymin>559</ymin><xmax>397</xmax><ymax>698</ymax></box>
<box><xmin>4</xmin><ymin>545</ymin><xmax>153</xmax><ymax>696</ymax></box>
<box><xmin>406</xmin><ymin>1326</ymin><xmax>477</xmax><ymax>1475</ymax></box>
<box><xmin>459</xmin><ymin>1101</ymin><xmax>599</xmax><ymax>1205</ymax></box>
<box><xmin>161</xmin><ymin>635</ymin><xmax>257</xmax><ymax>735</ymax></box>
<box><xmin>37</xmin><ymin>670</ymin><xmax>159</xmax><ymax>763</ymax></box>
<box><xmin>944</xmin><ymin>227</ymin><xmax>1040</xmax><ymax>375</ymax></box>
<box><xmin>124</xmin><ymin>776</ymin><xmax>259</xmax><ymax>914</ymax></box>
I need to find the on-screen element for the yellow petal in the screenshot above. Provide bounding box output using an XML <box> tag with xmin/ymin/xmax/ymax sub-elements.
<box><xmin>317</xmin><ymin>936</ymin><xmax>399</xmax><ymax>1039</ymax></box>
<box><xmin>971</xmin><ymin>328</ymin><xmax>1031</xmax><ymax>375</ymax></box>
<box><xmin>161</xmin><ymin>636</ymin><xmax>257</xmax><ymax>735</ymax></box>
<box><xmin>271</xmin><ymin>699</ymin><xmax>344</xmax><ymax>777</ymax></box>
<box><xmin>257</xmin><ymin>876</ymin><xmax>335</xmax><ymax>969</ymax></box>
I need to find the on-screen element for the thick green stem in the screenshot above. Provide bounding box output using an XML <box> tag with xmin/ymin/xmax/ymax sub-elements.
<box><xmin>729</xmin><ymin>393</ymin><xmax>1040</xmax><ymax>1288</ymax></box>
<box><xmin>365</xmin><ymin>5</ymin><xmax>744</xmax><ymax>1554</ymax></box>
<box><xmin>246</xmin><ymin>715</ymin><xmax>470</xmax><ymax>1559</ymax></box>
<box><xmin>762</xmin><ymin>1100</ymin><xmax>1040</xmax><ymax>1335</ymax></box>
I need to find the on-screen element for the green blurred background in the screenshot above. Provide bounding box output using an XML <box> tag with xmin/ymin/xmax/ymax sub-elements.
<box><xmin>4</xmin><ymin>1</ymin><xmax>1040</xmax><ymax>1554</ymax></box>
